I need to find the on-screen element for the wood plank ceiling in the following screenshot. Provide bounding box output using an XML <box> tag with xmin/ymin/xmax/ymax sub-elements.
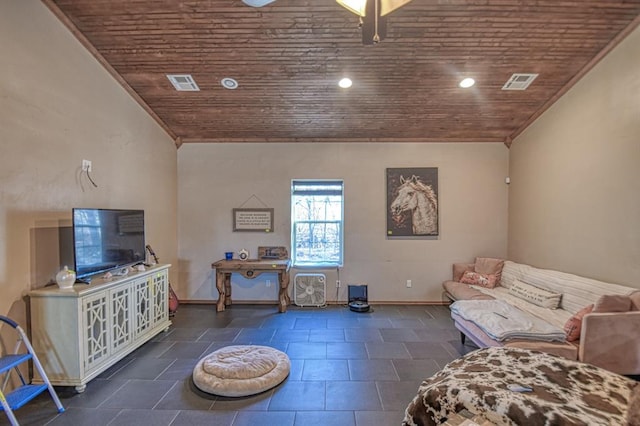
<box><xmin>44</xmin><ymin>0</ymin><xmax>640</xmax><ymax>146</ymax></box>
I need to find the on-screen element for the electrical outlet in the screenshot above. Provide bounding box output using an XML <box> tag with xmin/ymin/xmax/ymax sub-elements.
<box><xmin>336</xmin><ymin>280</ymin><xmax>341</xmax><ymax>288</ymax></box>
<box><xmin>82</xmin><ymin>159</ymin><xmax>92</xmax><ymax>172</ymax></box>
<box><xmin>266</xmin><ymin>279</ymin><xmax>271</xmax><ymax>288</ymax></box>
<box><xmin>406</xmin><ymin>279</ymin><xmax>412</xmax><ymax>288</ymax></box>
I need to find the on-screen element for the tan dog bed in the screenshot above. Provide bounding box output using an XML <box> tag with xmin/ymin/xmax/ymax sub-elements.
<box><xmin>193</xmin><ymin>345</ymin><xmax>290</xmax><ymax>397</ymax></box>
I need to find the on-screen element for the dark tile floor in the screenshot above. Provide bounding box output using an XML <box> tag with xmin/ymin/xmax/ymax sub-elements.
<box><xmin>3</xmin><ymin>304</ymin><xmax>474</xmax><ymax>426</ymax></box>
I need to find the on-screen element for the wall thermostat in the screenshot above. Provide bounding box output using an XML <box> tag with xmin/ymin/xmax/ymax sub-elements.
<box><xmin>238</xmin><ymin>249</ymin><xmax>249</xmax><ymax>261</ymax></box>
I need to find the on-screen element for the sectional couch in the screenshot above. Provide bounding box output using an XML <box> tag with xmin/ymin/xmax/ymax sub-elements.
<box><xmin>443</xmin><ymin>259</ymin><xmax>640</xmax><ymax>375</ymax></box>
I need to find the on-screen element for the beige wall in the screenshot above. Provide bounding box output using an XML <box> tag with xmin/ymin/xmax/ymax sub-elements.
<box><xmin>6</xmin><ymin>1</ymin><xmax>634</xmax><ymax>320</ymax></box>
<box><xmin>178</xmin><ymin>142</ymin><xmax>509</xmax><ymax>303</ymax></box>
<box><xmin>0</xmin><ymin>1</ymin><xmax>178</xmax><ymax>325</ymax></box>
<box><xmin>508</xmin><ymin>25</ymin><xmax>640</xmax><ymax>287</ymax></box>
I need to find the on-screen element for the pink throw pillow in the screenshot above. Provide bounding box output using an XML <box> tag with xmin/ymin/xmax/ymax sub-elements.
<box><xmin>631</xmin><ymin>291</ymin><xmax>640</xmax><ymax>311</ymax></box>
<box><xmin>474</xmin><ymin>257</ymin><xmax>505</xmax><ymax>283</ymax></box>
<box><xmin>459</xmin><ymin>271</ymin><xmax>498</xmax><ymax>289</ymax></box>
<box><xmin>564</xmin><ymin>304</ymin><xmax>594</xmax><ymax>342</ymax></box>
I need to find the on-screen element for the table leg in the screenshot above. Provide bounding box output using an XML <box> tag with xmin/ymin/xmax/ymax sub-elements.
<box><xmin>278</xmin><ymin>270</ymin><xmax>291</xmax><ymax>313</ymax></box>
<box><xmin>224</xmin><ymin>273</ymin><xmax>232</xmax><ymax>306</ymax></box>
<box><xmin>215</xmin><ymin>270</ymin><xmax>225</xmax><ymax>312</ymax></box>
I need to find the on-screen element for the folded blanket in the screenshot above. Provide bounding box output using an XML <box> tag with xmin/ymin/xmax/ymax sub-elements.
<box><xmin>450</xmin><ymin>299</ymin><xmax>566</xmax><ymax>342</ymax></box>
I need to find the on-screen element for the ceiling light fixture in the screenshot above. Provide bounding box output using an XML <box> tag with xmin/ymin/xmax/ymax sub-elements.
<box><xmin>241</xmin><ymin>0</ymin><xmax>276</xmax><ymax>7</ymax></box>
<box><xmin>339</xmin><ymin>78</ymin><xmax>353</xmax><ymax>88</ymax></box>
<box><xmin>337</xmin><ymin>0</ymin><xmax>412</xmax><ymax>17</ymax></box>
<box><xmin>336</xmin><ymin>0</ymin><xmax>413</xmax><ymax>44</ymax></box>
<box><xmin>221</xmin><ymin>78</ymin><xmax>239</xmax><ymax>90</ymax></box>
<box><xmin>459</xmin><ymin>77</ymin><xmax>475</xmax><ymax>88</ymax></box>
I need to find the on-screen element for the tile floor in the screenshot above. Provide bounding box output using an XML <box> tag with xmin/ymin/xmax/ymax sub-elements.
<box><xmin>2</xmin><ymin>303</ymin><xmax>474</xmax><ymax>426</ymax></box>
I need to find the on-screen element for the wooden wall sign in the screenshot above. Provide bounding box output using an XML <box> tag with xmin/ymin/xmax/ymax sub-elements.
<box><xmin>258</xmin><ymin>246</ymin><xmax>288</xmax><ymax>260</ymax></box>
<box><xmin>233</xmin><ymin>208</ymin><xmax>274</xmax><ymax>232</ymax></box>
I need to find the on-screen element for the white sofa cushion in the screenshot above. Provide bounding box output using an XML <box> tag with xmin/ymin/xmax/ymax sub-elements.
<box><xmin>500</xmin><ymin>261</ymin><xmax>637</xmax><ymax>315</ymax></box>
<box><xmin>509</xmin><ymin>279</ymin><xmax>562</xmax><ymax>309</ymax></box>
<box><xmin>499</xmin><ymin>261</ymin><xmax>532</xmax><ymax>289</ymax></box>
<box><xmin>520</xmin><ymin>266</ymin><xmax>636</xmax><ymax>314</ymax></box>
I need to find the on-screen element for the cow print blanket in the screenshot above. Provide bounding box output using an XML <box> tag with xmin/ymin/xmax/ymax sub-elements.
<box><xmin>403</xmin><ymin>347</ymin><xmax>638</xmax><ymax>426</ymax></box>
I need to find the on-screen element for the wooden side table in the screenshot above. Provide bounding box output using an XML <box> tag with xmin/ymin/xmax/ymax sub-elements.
<box><xmin>211</xmin><ymin>259</ymin><xmax>292</xmax><ymax>313</ymax></box>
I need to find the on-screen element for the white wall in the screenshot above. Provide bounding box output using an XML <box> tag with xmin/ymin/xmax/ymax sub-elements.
<box><xmin>178</xmin><ymin>142</ymin><xmax>509</xmax><ymax>304</ymax></box>
<box><xmin>508</xmin><ymin>25</ymin><xmax>640</xmax><ymax>287</ymax></box>
<box><xmin>0</xmin><ymin>1</ymin><xmax>178</xmax><ymax>326</ymax></box>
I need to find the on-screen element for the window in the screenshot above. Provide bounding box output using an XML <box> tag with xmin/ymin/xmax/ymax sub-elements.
<box><xmin>73</xmin><ymin>209</ymin><xmax>103</xmax><ymax>265</ymax></box>
<box><xmin>291</xmin><ymin>180</ymin><xmax>344</xmax><ymax>267</ymax></box>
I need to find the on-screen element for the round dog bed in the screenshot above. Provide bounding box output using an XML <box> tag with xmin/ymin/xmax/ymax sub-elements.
<box><xmin>193</xmin><ymin>345</ymin><xmax>290</xmax><ymax>397</ymax></box>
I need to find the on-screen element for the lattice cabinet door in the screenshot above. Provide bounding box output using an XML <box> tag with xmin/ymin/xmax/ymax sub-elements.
<box><xmin>151</xmin><ymin>270</ymin><xmax>169</xmax><ymax>327</ymax></box>
<box><xmin>29</xmin><ymin>265</ymin><xmax>171</xmax><ymax>391</ymax></box>
<box><xmin>81</xmin><ymin>292</ymin><xmax>110</xmax><ymax>373</ymax></box>
<box><xmin>109</xmin><ymin>284</ymin><xmax>132</xmax><ymax>354</ymax></box>
<box><xmin>133</xmin><ymin>277</ymin><xmax>152</xmax><ymax>338</ymax></box>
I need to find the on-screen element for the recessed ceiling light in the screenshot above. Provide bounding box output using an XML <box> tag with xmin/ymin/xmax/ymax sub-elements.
<box><xmin>459</xmin><ymin>77</ymin><xmax>475</xmax><ymax>88</ymax></box>
<box><xmin>339</xmin><ymin>78</ymin><xmax>353</xmax><ymax>88</ymax></box>
<box><xmin>221</xmin><ymin>78</ymin><xmax>239</xmax><ymax>90</ymax></box>
<box><xmin>242</xmin><ymin>0</ymin><xmax>276</xmax><ymax>6</ymax></box>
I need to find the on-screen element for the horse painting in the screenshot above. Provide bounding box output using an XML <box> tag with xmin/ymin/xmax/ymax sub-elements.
<box><xmin>389</xmin><ymin>174</ymin><xmax>438</xmax><ymax>235</ymax></box>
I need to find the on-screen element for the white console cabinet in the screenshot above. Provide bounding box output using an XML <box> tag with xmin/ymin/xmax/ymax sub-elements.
<box><xmin>29</xmin><ymin>264</ymin><xmax>171</xmax><ymax>392</ymax></box>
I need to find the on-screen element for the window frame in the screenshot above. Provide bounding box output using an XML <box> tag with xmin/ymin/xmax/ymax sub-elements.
<box><xmin>291</xmin><ymin>179</ymin><xmax>344</xmax><ymax>268</ymax></box>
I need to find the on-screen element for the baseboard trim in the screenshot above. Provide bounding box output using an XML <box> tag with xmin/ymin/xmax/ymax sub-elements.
<box><xmin>179</xmin><ymin>299</ymin><xmax>449</xmax><ymax>306</ymax></box>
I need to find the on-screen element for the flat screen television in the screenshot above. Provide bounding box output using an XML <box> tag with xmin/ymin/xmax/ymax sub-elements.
<box><xmin>72</xmin><ymin>208</ymin><xmax>146</xmax><ymax>281</ymax></box>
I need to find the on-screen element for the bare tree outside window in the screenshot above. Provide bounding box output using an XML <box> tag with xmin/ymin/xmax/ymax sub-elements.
<box><xmin>291</xmin><ymin>180</ymin><xmax>344</xmax><ymax>267</ymax></box>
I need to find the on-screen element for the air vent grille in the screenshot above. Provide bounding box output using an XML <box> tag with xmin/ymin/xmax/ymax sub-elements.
<box><xmin>167</xmin><ymin>74</ymin><xmax>200</xmax><ymax>91</ymax></box>
<box><xmin>502</xmin><ymin>73</ymin><xmax>538</xmax><ymax>91</ymax></box>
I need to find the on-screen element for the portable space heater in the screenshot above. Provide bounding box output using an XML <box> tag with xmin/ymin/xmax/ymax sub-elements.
<box><xmin>348</xmin><ymin>284</ymin><xmax>370</xmax><ymax>312</ymax></box>
<box><xmin>294</xmin><ymin>273</ymin><xmax>326</xmax><ymax>307</ymax></box>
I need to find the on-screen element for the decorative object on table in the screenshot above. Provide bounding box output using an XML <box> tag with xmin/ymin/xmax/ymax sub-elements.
<box><xmin>193</xmin><ymin>345</ymin><xmax>290</xmax><ymax>397</ymax></box>
<box><xmin>225</xmin><ymin>251</ymin><xmax>233</xmax><ymax>260</ymax></box>
<box><xmin>145</xmin><ymin>244</ymin><xmax>179</xmax><ymax>316</ymax></box>
<box><xmin>386</xmin><ymin>167</ymin><xmax>438</xmax><ymax>237</ymax></box>
<box><xmin>258</xmin><ymin>246</ymin><xmax>288</xmax><ymax>260</ymax></box>
<box><xmin>238</xmin><ymin>249</ymin><xmax>250</xmax><ymax>261</ymax></box>
<box><xmin>294</xmin><ymin>273</ymin><xmax>326</xmax><ymax>307</ymax></box>
<box><xmin>55</xmin><ymin>266</ymin><xmax>76</xmax><ymax>290</ymax></box>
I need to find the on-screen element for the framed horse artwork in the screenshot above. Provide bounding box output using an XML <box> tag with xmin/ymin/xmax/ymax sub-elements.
<box><xmin>386</xmin><ymin>167</ymin><xmax>439</xmax><ymax>237</ymax></box>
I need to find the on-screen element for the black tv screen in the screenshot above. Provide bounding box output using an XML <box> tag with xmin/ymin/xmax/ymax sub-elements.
<box><xmin>72</xmin><ymin>208</ymin><xmax>146</xmax><ymax>280</ymax></box>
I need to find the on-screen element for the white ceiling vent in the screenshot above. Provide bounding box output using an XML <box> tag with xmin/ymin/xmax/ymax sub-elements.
<box><xmin>167</xmin><ymin>74</ymin><xmax>200</xmax><ymax>91</ymax></box>
<box><xmin>502</xmin><ymin>73</ymin><xmax>538</xmax><ymax>91</ymax></box>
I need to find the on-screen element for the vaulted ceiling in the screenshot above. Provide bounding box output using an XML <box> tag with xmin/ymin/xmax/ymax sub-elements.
<box><xmin>44</xmin><ymin>0</ymin><xmax>640</xmax><ymax>147</ymax></box>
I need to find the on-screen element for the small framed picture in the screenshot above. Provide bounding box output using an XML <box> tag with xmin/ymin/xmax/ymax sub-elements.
<box><xmin>232</xmin><ymin>208</ymin><xmax>274</xmax><ymax>232</ymax></box>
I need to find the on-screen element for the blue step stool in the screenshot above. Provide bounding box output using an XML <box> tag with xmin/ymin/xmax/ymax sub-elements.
<box><xmin>0</xmin><ymin>315</ymin><xmax>64</xmax><ymax>425</ymax></box>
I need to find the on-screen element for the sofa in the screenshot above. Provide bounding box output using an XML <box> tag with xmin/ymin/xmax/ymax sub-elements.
<box><xmin>443</xmin><ymin>258</ymin><xmax>640</xmax><ymax>375</ymax></box>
